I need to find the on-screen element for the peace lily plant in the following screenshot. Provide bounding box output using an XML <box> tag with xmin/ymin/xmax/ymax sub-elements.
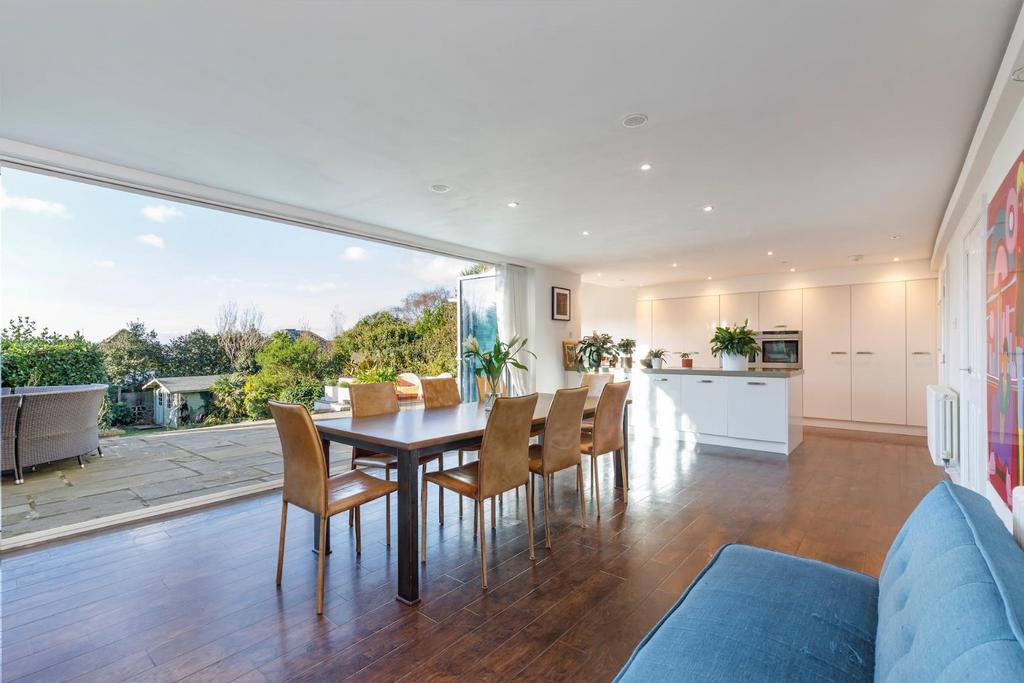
<box><xmin>709</xmin><ymin>320</ymin><xmax>760</xmax><ymax>371</ymax></box>
<box><xmin>462</xmin><ymin>335</ymin><xmax>535</xmax><ymax>409</ymax></box>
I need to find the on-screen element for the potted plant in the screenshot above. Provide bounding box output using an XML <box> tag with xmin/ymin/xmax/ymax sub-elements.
<box><xmin>645</xmin><ymin>348</ymin><xmax>670</xmax><ymax>370</ymax></box>
<box><xmin>462</xmin><ymin>335</ymin><xmax>535</xmax><ymax>410</ymax></box>
<box><xmin>617</xmin><ymin>338</ymin><xmax>637</xmax><ymax>371</ymax></box>
<box><xmin>678</xmin><ymin>352</ymin><xmax>693</xmax><ymax>369</ymax></box>
<box><xmin>710</xmin><ymin>320</ymin><xmax>760</xmax><ymax>371</ymax></box>
<box><xmin>575</xmin><ymin>332</ymin><xmax>618</xmax><ymax>373</ymax></box>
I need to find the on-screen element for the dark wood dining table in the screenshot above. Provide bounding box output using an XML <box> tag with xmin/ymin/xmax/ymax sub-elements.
<box><xmin>314</xmin><ymin>392</ymin><xmax>630</xmax><ymax>604</ymax></box>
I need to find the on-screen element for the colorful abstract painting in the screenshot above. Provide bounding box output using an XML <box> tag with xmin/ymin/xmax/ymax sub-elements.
<box><xmin>986</xmin><ymin>149</ymin><xmax>1024</xmax><ymax>509</ymax></box>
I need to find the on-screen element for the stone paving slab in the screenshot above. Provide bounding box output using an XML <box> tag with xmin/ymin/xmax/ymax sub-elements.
<box><xmin>1</xmin><ymin>411</ymin><xmax>355</xmax><ymax>538</ymax></box>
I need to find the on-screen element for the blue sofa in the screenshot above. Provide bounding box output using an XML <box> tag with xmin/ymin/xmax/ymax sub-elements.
<box><xmin>616</xmin><ymin>482</ymin><xmax>1024</xmax><ymax>681</ymax></box>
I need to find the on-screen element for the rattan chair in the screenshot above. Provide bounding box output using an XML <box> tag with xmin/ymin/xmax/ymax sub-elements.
<box><xmin>2</xmin><ymin>393</ymin><xmax>23</xmax><ymax>483</ymax></box>
<box><xmin>15</xmin><ymin>384</ymin><xmax>106</xmax><ymax>474</ymax></box>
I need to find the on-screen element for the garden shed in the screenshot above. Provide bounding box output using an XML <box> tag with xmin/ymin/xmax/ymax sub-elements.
<box><xmin>142</xmin><ymin>375</ymin><xmax>224</xmax><ymax>428</ymax></box>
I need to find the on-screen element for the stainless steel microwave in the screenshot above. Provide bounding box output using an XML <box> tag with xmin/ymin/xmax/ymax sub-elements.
<box><xmin>757</xmin><ymin>330</ymin><xmax>802</xmax><ymax>369</ymax></box>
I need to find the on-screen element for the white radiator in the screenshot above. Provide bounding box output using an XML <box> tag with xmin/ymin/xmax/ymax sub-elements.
<box><xmin>927</xmin><ymin>385</ymin><xmax>959</xmax><ymax>467</ymax></box>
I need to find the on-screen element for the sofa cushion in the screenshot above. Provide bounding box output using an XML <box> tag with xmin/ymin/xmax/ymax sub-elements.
<box><xmin>616</xmin><ymin>544</ymin><xmax>879</xmax><ymax>682</ymax></box>
<box><xmin>875</xmin><ymin>481</ymin><xmax>1024</xmax><ymax>682</ymax></box>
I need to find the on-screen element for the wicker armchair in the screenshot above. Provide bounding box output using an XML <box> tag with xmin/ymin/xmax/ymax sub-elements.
<box><xmin>14</xmin><ymin>384</ymin><xmax>106</xmax><ymax>474</ymax></box>
<box><xmin>2</xmin><ymin>394</ymin><xmax>22</xmax><ymax>483</ymax></box>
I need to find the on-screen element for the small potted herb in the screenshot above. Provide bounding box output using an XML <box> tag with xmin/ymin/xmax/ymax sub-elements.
<box><xmin>709</xmin><ymin>320</ymin><xmax>760</xmax><ymax>371</ymax></box>
<box><xmin>678</xmin><ymin>352</ymin><xmax>693</xmax><ymax>369</ymax></box>
<box><xmin>617</xmin><ymin>338</ymin><xmax>637</xmax><ymax>371</ymax></box>
<box><xmin>645</xmin><ymin>348</ymin><xmax>670</xmax><ymax>370</ymax></box>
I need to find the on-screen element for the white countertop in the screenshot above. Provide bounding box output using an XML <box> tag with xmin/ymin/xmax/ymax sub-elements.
<box><xmin>640</xmin><ymin>367</ymin><xmax>804</xmax><ymax>379</ymax></box>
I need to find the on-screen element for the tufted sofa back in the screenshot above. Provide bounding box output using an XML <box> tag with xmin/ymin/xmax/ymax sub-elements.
<box><xmin>876</xmin><ymin>482</ymin><xmax>1024</xmax><ymax>681</ymax></box>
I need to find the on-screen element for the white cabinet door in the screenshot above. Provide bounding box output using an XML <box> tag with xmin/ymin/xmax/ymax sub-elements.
<box><xmin>727</xmin><ymin>377</ymin><xmax>787</xmax><ymax>442</ymax></box>
<box><xmin>719</xmin><ymin>292</ymin><xmax>759</xmax><ymax>331</ymax></box>
<box><xmin>652</xmin><ymin>296</ymin><xmax>720</xmax><ymax>367</ymax></box>
<box><xmin>758</xmin><ymin>289</ymin><xmax>802</xmax><ymax>331</ymax></box>
<box><xmin>635</xmin><ymin>300</ymin><xmax>653</xmax><ymax>357</ymax></box>
<box><xmin>802</xmin><ymin>285</ymin><xmax>852</xmax><ymax>420</ymax></box>
<box><xmin>678</xmin><ymin>375</ymin><xmax>728</xmax><ymax>435</ymax></box>
<box><xmin>852</xmin><ymin>281</ymin><xmax>906</xmax><ymax>424</ymax></box>
<box><xmin>645</xmin><ymin>373</ymin><xmax>681</xmax><ymax>430</ymax></box>
<box><xmin>906</xmin><ymin>279</ymin><xmax>937</xmax><ymax>426</ymax></box>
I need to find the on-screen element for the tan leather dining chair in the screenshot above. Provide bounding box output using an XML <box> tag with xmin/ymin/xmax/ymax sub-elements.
<box><xmin>581</xmin><ymin>381</ymin><xmax>631</xmax><ymax>517</ymax></box>
<box><xmin>580</xmin><ymin>373</ymin><xmax>613</xmax><ymax>431</ymax></box>
<box><xmin>421</xmin><ymin>377</ymin><xmax>481</xmax><ymax>522</ymax></box>
<box><xmin>421</xmin><ymin>393</ymin><xmax>539</xmax><ymax>588</ymax></box>
<box><xmin>269</xmin><ymin>401</ymin><xmax>398</xmax><ymax>615</ymax></box>
<box><xmin>528</xmin><ymin>386</ymin><xmax>589</xmax><ymax>547</ymax></box>
<box><xmin>348</xmin><ymin>382</ymin><xmax>441</xmax><ymax>544</ymax></box>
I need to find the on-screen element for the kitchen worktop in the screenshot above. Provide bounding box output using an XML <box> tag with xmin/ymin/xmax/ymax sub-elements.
<box><xmin>640</xmin><ymin>367</ymin><xmax>805</xmax><ymax>379</ymax></box>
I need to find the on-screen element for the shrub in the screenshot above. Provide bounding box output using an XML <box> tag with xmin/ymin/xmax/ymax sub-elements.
<box><xmin>279</xmin><ymin>378</ymin><xmax>325</xmax><ymax>408</ymax></box>
<box><xmin>1</xmin><ymin>317</ymin><xmax>107</xmax><ymax>387</ymax></box>
<box><xmin>107</xmin><ymin>402</ymin><xmax>135</xmax><ymax>427</ymax></box>
<box><xmin>164</xmin><ymin>329</ymin><xmax>232</xmax><ymax>376</ymax></box>
<box><xmin>210</xmin><ymin>373</ymin><xmax>249</xmax><ymax>422</ymax></box>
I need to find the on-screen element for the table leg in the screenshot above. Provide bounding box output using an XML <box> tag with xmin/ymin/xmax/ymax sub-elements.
<box><xmin>614</xmin><ymin>405</ymin><xmax>629</xmax><ymax>488</ymax></box>
<box><xmin>313</xmin><ymin>437</ymin><xmax>331</xmax><ymax>555</ymax></box>
<box><xmin>396</xmin><ymin>448</ymin><xmax>420</xmax><ymax>604</ymax></box>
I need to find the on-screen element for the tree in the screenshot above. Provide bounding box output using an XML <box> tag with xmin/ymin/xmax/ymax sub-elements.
<box><xmin>460</xmin><ymin>263</ymin><xmax>492</xmax><ymax>277</ymax></box>
<box><xmin>100</xmin><ymin>320</ymin><xmax>165</xmax><ymax>390</ymax></box>
<box><xmin>239</xmin><ymin>331</ymin><xmax>332</xmax><ymax>419</ymax></box>
<box><xmin>216</xmin><ymin>301</ymin><xmax>266</xmax><ymax>374</ymax></box>
<box><xmin>164</xmin><ymin>329</ymin><xmax>232</xmax><ymax>376</ymax></box>
<box><xmin>390</xmin><ymin>287</ymin><xmax>451</xmax><ymax>323</ymax></box>
<box><xmin>1</xmin><ymin>317</ymin><xmax>107</xmax><ymax>387</ymax></box>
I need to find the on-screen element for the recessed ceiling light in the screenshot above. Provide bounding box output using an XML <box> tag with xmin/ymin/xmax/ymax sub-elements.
<box><xmin>597</xmin><ymin>272</ymin><xmax>602</xmax><ymax>277</ymax></box>
<box><xmin>507</xmin><ymin>201</ymin><xmax>519</xmax><ymax>208</ymax></box>
<box><xmin>767</xmin><ymin>250</ymin><xmax>774</xmax><ymax>256</ymax></box>
<box><xmin>430</xmin><ymin>184</ymin><xmax>451</xmax><ymax>193</ymax></box>
<box><xmin>672</xmin><ymin>262</ymin><xmax>678</xmax><ymax>268</ymax></box>
<box><xmin>702</xmin><ymin>205</ymin><xmax>714</xmax><ymax>213</ymax></box>
<box><xmin>891</xmin><ymin>234</ymin><xmax>903</xmax><ymax>240</ymax></box>
<box><xmin>789</xmin><ymin>267</ymin><xmax>796</xmax><ymax>272</ymax></box>
<box><xmin>848</xmin><ymin>254</ymin><xmax>863</xmax><ymax>262</ymax></box>
<box><xmin>622</xmin><ymin>113</ymin><xmax>648</xmax><ymax>128</ymax></box>
<box><xmin>706</xmin><ymin>276</ymin><xmax>712</xmax><ymax>280</ymax></box>
<box><xmin>582</xmin><ymin>230</ymin><xmax>590</xmax><ymax>236</ymax></box>
<box><xmin>640</xmin><ymin>163</ymin><xmax>652</xmax><ymax>171</ymax></box>
<box><xmin>893</xmin><ymin>257</ymin><xmax>900</xmax><ymax>262</ymax></box>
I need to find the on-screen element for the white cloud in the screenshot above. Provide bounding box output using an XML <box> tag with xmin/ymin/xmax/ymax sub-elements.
<box><xmin>0</xmin><ymin>186</ymin><xmax>69</xmax><ymax>217</ymax></box>
<box><xmin>137</xmin><ymin>233</ymin><xmax>165</xmax><ymax>248</ymax></box>
<box><xmin>342</xmin><ymin>246</ymin><xmax>368</xmax><ymax>261</ymax></box>
<box><xmin>412</xmin><ymin>255</ymin><xmax>470</xmax><ymax>284</ymax></box>
<box><xmin>296</xmin><ymin>281</ymin><xmax>338</xmax><ymax>294</ymax></box>
<box><xmin>92</xmin><ymin>259</ymin><xmax>115</xmax><ymax>268</ymax></box>
<box><xmin>141</xmin><ymin>205</ymin><xmax>183</xmax><ymax>223</ymax></box>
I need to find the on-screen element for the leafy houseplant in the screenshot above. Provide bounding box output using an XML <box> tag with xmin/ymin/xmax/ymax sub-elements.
<box><xmin>678</xmin><ymin>352</ymin><xmax>693</xmax><ymax>369</ymax></box>
<box><xmin>617</xmin><ymin>338</ymin><xmax>637</xmax><ymax>371</ymax></box>
<box><xmin>575</xmin><ymin>332</ymin><xmax>618</xmax><ymax>372</ymax></box>
<box><xmin>709</xmin><ymin>321</ymin><xmax>760</xmax><ymax>371</ymax></box>
<box><xmin>645</xmin><ymin>348</ymin><xmax>670</xmax><ymax>370</ymax></box>
<box><xmin>462</xmin><ymin>335</ymin><xmax>535</xmax><ymax>410</ymax></box>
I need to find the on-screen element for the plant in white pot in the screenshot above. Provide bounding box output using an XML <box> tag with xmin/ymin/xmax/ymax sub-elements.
<box><xmin>710</xmin><ymin>321</ymin><xmax>759</xmax><ymax>372</ymax></box>
<box><xmin>645</xmin><ymin>348</ymin><xmax>670</xmax><ymax>370</ymax></box>
<box><xmin>617</xmin><ymin>338</ymin><xmax>637</xmax><ymax>371</ymax></box>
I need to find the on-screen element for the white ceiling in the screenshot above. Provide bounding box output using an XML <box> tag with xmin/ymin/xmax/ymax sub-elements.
<box><xmin>2</xmin><ymin>1</ymin><xmax>1020</xmax><ymax>286</ymax></box>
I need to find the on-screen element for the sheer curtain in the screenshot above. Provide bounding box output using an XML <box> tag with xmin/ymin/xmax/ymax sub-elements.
<box><xmin>496</xmin><ymin>264</ymin><xmax>534</xmax><ymax>395</ymax></box>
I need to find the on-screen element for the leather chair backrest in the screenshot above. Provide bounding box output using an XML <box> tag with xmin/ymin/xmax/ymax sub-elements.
<box><xmin>422</xmin><ymin>377</ymin><xmax>461</xmax><ymax>409</ymax></box>
<box><xmin>592</xmin><ymin>381</ymin><xmax>630</xmax><ymax>455</ymax></box>
<box><xmin>540</xmin><ymin>386</ymin><xmax>589</xmax><ymax>473</ymax></box>
<box><xmin>581</xmin><ymin>373</ymin><xmax>613</xmax><ymax>397</ymax></box>
<box><xmin>478</xmin><ymin>393</ymin><xmax>538</xmax><ymax>499</ymax></box>
<box><xmin>269</xmin><ymin>401</ymin><xmax>326</xmax><ymax>514</ymax></box>
<box><xmin>349</xmin><ymin>382</ymin><xmax>399</xmax><ymax>417</ymax></box>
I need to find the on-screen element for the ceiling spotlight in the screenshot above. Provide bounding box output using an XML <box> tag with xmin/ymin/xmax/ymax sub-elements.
<box><xmin>789</xmin><ymin>267</ymin><xmax>796</xmax><ymax>272</ymax></box>
<box><xmin>640</xmin><ymin>163</ymin><xmax>652</xmax><ymax>171</ymax></box>
<box><xmin>582</xmin><ymin>230</ymin><xmax>590</xmax><ymax>236</ymax></box>
<box><xmin>706</xmin><ymin>276</ymin><xmax>712</xmax><ymax>280</ymax></box>
<box><xmin>891</xmin><ymin>234</ymin><xmax>903</xmax><ymax>240</ymax></box>
<box><xmin>430</xmin><ymin>184</ymin><xmax>451</xmax><ymax>193</ymax></box>
<box><xmin>506</xmin><ymin>201</ymin><xmax>519</xmax><ymax>208</ymax></box>
<box><xmin>893</xmin><ymin>256</ymin><xmax>901</xmax><ymax>262</ymax></box>
<box><xmin>622</xmin><ymin>113</ymin><xmax>648</xmax><ymax>128</ymax></box>
<box><xmin>702</xmin><ymin>205</ymin><xmax>714</xmax><ymax>213</ymax></box>
<box><xmin>672</xmin><ymin>262</ymin><xmax>678</xmax><ymax>268</ymax></box>
<box><xmin>767</xmin><ymin>250</ymin><xmax>774</xmax><ymax>256</ymax></box>
<box><xmin>848</xmin><ymin>254</ymin><xmax>863</xmax><ymax>262</ymax></box>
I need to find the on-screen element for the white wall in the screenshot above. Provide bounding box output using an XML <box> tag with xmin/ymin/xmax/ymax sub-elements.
<box><xmin>529</xmin><ymin>265</ymin><xmax>581</xmax><ymax>393</ymax></box>
<box><xmin>580</xmin><ymin>283</ymin><xmax>639</xmax><ymax>341</ymax></box>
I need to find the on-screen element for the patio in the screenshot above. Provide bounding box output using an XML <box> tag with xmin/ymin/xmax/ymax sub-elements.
<box><xmin>1</xmin><ymin>412</ymin><xmax>355</xmax><ymax>541</ymax></box>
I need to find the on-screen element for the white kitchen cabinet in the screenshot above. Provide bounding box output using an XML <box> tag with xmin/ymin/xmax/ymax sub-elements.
<box><xmin>719</xmin><ymin>292</ymin><xmax>759</xmax><ymax>331</ymax></box>
<box><xmin>852</xmin><ymin>281</ymin><xmax>906</xmax><ymax>424</ymax></box>
<box><xmin>678</xmin><ymin>375</ymin><xmax>728</xmax><ymax>435</ymax></box>
<box><xmin>635</xmin><ymin>300</ymin><xmax>653</xmax><ymax>355</ymax></box>
<box><xmin>726</xmin><ymin>376</ymin><xmax>788</xmax><ymax>442</ymax></box>
<box><xmin>758</xmin><ymin>289</ymin><xmax>802</xmax><ymax>331</ymax></box>
<box><xmin>652</xmin><ymin>296</ymin><xmax>720</xmax><ymax>367</ymax></box>
<box><xmin>644</xmin><ymin>373</ymin><xmax>681</xmax><ymax>430</ymax></box>
<box><xmin>802</xmin><ymin>285</ymin><xmax>852</xmax><ymax>420</ymax></box>
<box><xmin>906</xmin><ymin>279</ymin><xmax>937</xmax><ymax>427</ymax></box>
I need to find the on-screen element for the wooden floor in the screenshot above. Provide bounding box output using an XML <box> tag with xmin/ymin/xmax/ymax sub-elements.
<box><xmin>0</xmin><ymin>427</ymin><xmax>944</xmax><ymax>682</ymax></box>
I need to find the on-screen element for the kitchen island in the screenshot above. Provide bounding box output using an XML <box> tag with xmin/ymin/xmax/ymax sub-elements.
<box><xmin>631</xmin><ymin>367</ymin><xmax>804</xmax><ymax>455</ymax></box>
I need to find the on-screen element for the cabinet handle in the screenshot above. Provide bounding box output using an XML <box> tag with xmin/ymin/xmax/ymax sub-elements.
<box><xmin>774</xmin><ymin>324</ymin><xmax>787</xmax><ymax>328</ymax></box>
<box><xmin>855</xmin><ymin>351</ymin><xmax>874</xmax><ymax>355</ymax></box>
<box><xmin>747</xmin><ymin>381</ymin><xmax>767</xmax><ymax>386</ymax></box>
<box><xmin>830</xmin><ymin>351</ymin><xmax>848</xmax><ymax>355</ymax></box>
<box><xmin>911</xmin><ymin>351</ymin><xmax>931</xmax><ymax>355</ymax></box>
<box><xmin>654</xmin><ymin>378</ymin><xmax>669</xmax><ymax>382</ymax></box>
<box><xmin>699</xmin><ymin>379</ymin><xmax>713</xmax><ymax>384</ymax></box>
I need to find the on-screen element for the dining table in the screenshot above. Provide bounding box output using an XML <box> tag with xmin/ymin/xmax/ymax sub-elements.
<box><xmin>313</xmin><ymin>392</ymin><xmax>630</xmax><ymax>604</ymax></box>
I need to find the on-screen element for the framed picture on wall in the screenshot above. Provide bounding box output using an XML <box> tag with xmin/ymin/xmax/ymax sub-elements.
<box><xmin>552</xmin><ymin>286</ymin><xmax>571</xmax><ymax>321</ymax></box>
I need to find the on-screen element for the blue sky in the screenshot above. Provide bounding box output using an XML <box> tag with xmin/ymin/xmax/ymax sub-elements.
<box><xmin>0</xmin><ymin>168</ymin><xmax>473</xmax><ymax>341</ymax></box>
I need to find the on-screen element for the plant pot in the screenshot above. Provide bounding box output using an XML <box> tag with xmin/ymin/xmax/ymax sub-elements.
<box><xmin>680</xmin><ymin>358</ymin><xmax>693</xmax><ymax>368</ymax></box>
<box><xmin>721</xmin><ymin>353</ymin><xmax>748</xmax><ymax>372</ymax></box>
<box><xmin>650</xmin><ymin>357</ymin><xmax>664</xmax><ymax>369</ymax></box>
<box><xmin>623</xmin><ymin>356</ymin><xmax>633</xmax><ymax>371</ymax></box>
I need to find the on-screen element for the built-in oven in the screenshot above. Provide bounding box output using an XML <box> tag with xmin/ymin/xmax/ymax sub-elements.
<box><xmin>757</xmin><ymin>330</ymin><xmax>802</xmax><ymax>369</ymax></box>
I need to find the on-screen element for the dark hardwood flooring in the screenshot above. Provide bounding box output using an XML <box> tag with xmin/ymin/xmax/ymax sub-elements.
<box><xmin>0</xmin><ymin>426</ymin><xmax>944</xmax><ymax>682</ymax></box>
